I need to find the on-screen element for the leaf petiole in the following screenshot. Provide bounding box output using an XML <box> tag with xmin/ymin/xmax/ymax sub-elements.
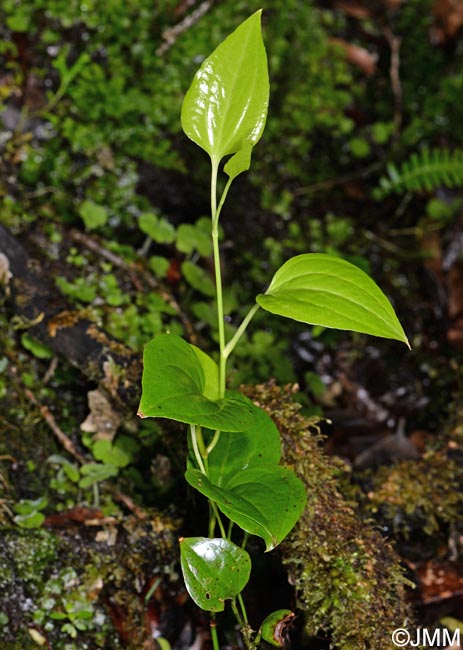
<box><xmin>206</xmin><ymin>429</ymin><xmax>221</xmax><ymax>455</ymax></box>
<box><xmin>223</xmin><ymin>303</ymin><xmax>261</xmax><ymax>359</ymax></box>
<box><xmin>190</xmin><ymin>425</ymin><xmax>207</xmax><ymax>475</ymax></box>
<box><xmin>210</xmin><ymin>500</ymin><xmax>227</xmax><ymax>538</ymax></box>
<box><xmin>238</xmin><ymin>592</ymin><xmax>249</xmax><ymax>625</ymax></box>
<box><xmin>214</xmin><ymin>174</ymin><xmax>234</xmax><ymax>230</ymax></box>
<box><xmin>211</xmin><ymin>160</ymin><xmax>227</xmax><ymax>398</ymax></box>
<box><xmin>210</xmin><ymin>615</ymin><xmax>220</xmax><ymax>650</ymax></box>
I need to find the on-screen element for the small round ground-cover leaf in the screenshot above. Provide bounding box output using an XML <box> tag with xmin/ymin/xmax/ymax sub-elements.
<box><xmin>257</xmin><ymin>253</ymin><xmax>409</xmax><ymax>346</ymax></box>
<box><xmin>138</xmin><ymin>334</ymin><xmax>257</xmax><ymax>431</ymax></box>
<box><xmin>185</xmin><ymin>466</ymin><xmax>307</xmax><ymax>551</ymax></box>
<box><xmin>180</xmin><ymin>537</ymin><xmax>251</xmax><ymax>612</ymax></box>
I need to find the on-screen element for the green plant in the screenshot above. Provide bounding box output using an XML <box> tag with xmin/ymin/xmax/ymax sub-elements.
<box><xmin>32</xmin><ymin>566</ymin><xmax>106</xmax><ymax>643</ymax></box>
<box><xmin>138</xmin><ymin>11</ymin><xmax>408</xmax><ymax>650</ymax></box>
<box><xmin>13</xmin><ymin>497</ymin><xmax>48</xmax><ymax>529</ymax></box>
<box><xmin>376</xmin><ymin>148</ymin><xmax>463</xmax><ymax>197</ymax></box>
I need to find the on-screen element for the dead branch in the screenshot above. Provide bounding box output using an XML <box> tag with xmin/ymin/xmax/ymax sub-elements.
<box><xmin>23</xmin><ymin>387</ymin><xmax>86</xmax><ymax>464</ymax></box>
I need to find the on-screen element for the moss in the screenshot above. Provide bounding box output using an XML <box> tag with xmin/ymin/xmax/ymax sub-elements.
<box><xmin>0</xmin><ymin>529</ymin><xmax>57</xmax><ymax>647</ymax></box>
<box><xmin>0</xmin><ymin>512</ymin><xmax>181</xmax><ymax>649</ymax></box>
<box><xmin>0</xmin><ymin>528</ymin><xmax>57</xmax><ymax>588</ymax></box>
<box><xmin>357</xmin><ymin>402</ymin><xmax>463</xmax><ymax>541</ymax></box>
<box><xmin>243</xmin><ymin>382</ymin><xmax>410</xmax><ymax>650</ymax></box>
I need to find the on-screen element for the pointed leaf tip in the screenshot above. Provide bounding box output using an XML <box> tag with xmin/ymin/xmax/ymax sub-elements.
<box><xmin>257</xmin><ymin>254</ymin><xmax>408</xmax><ymax>346</ymax></box>
<box><xmin>181</xmin><ymin>10</ymin><xmax>269</xmax><ymax>162</ymax></box>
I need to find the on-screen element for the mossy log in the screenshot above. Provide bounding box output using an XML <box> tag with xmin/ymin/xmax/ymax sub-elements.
<box><xmin>243</xmin><ymin>382</ymin><xmax>411</xmax><ymax>650</ymax></box>
<box><xmin>0</xmin><ymin>222</ymin><xmax>141</xmax><ymax>411</ymax></box>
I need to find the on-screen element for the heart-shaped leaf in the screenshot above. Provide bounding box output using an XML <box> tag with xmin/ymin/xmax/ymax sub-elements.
<box><xmin>180</xmin><ymin>537</ymin><xmax>251</xmax><ymax>612</ymax></box>
<box><xmin>257</xmin><ymin>253</ymin><xmax>409</xmax><ymax>346</ymax></box>
<box><xmin>207</xmin><ymin>406</ymin><xmax>281</xmax><ymax>487</ymax></box>
<box><xmin>138</xmin><ymin>334</ymin><xmax>256</xmax><ymax>431</ymax></box>
<box><xmin>181</xmin><ymin>10</ymin><xmax>269</xmax><ymax>163</ymax></box>
<box><xmin>185</xmin><ymin>467</ymin><xmax>307</xmax><ymax>551</ymax></box>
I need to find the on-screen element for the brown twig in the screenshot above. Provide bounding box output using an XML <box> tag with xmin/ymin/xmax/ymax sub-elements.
<box><xmin>23</xmin><ymin>389</ymin><xmax>149</xmax><ymax>519</ymax></box>
<box><xmin>23</xmin><ymin>387</ymin><xmax>86</xmax><ymax>464</ymax></box>
<box><xmin>383</xmin><ymin>27</ymin><xmax>403</xmax><ymax>135</ymax></box>
<box><xmin>69</xmin><ymin>229</ymin><xmax>133</xmax><ymax>271</ymax></box>
<box><xmin>156</xmin><ymin>1</ymin><xmax>213</xmax><ymax>56</ymax></box>
<box><xmin>42</xmin><ymin>355</ymin><xmax>59</xmax><ymax>384</ymax></box>
<box><xmin>112</xmin><ymin>490</ymin><xmax>148</xmax><ymax>519</ymax></box>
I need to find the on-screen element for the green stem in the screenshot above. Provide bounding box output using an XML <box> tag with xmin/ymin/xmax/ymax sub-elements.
<box><xmin>196</xmin><ymin>425</ymin><xmax>208</xmax><ymax>460</ymax></box>
<box><xmin>210</xmin><ymin>159</ymin><xmax>227</xmax><ymax>398</ymax></box>
<box><xmin>214</xmin><ymin>176</ymin><xmax>233</xmax><ymax>229</ymax></box>
<box><xmin>210</xmin><ymin>500</ymin><xmax>227</xmax><ymax>538</ymax></box>
<box><xmin>237</xmin><ymin>593</ymin><xmax>249</xmax><ymax>625</ymax></box>
<box><xmin>210</xmin><ymin>615</ymin><xmax>220</xmax><ymax>650</ymax></box>
<box><xmin>212</xmin><ymin>233</ymin><xmax>226</xmax><ymax>396</ymax></box>
<box><xmin>227</xmin><ymin>519</ymin><xmax>234</xmax><ymax>541</ymax></box>
<box><xmin>231</xmin><ymin>599</ymin><xmax>245</xmax><ymax>628</ymax></box>
<box><xmin>190</xmin><ymin>425</ymin><xmax>207</xmax><ymax>475</ymax></box>
<box><xmin>232</xmin><ymin>598</ymin><xmax>256</xmax><ymax>649</ymax></box>
<box><xmin>206</xmin><ymin>429</ymin><xmax>221</xmax><ymax>455</ymax></box>
<box><xmin>144</xmin><ymin>577</ymin><xmax>161</xmax><ymax>605</ymax></box>
<box><xmin>208</xmin><ymin>506</ymin><xmax>216</xmax><ymax>538</ymax></box>
<box><xmin>93</xmin><ymin>482</ymin><xmax>100</xmax><ymax>509</ymax></box>
<box><xmin>223</xmin><ymin>303</ymin><xmax>261</xmax><ymax>359</ymax></box>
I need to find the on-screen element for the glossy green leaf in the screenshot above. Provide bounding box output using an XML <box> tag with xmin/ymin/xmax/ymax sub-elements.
<box><xmin>138</xmin><ymin>334</ymin><xmax>256</xmax><ymax>431</ymax></box>
<box><xmin>224</xmin><ymin>144</ymin><xmax>252</xmax><ymax>181</ymax></box>
<box><xmin>257</xmin><ymin>253</ymin><xmax>409</xmax><ymax>346</ymax></box>
<box><xmin>208</xmin><ymin>406</ymin><xmax>281</xmax><ymax>486</ymax></box>
<box><xmin>181</xmin><ymin>11</ymin><xmax>269</xmax><ymax>162</ymax></box>
<box><xmin>186</xmin><ymin>467</ymin><xmax>307</xmax><ymax>551</ymax></box>
<box><xmin>180</xmin><ymin>537</ymin><xmax>251</xmax><ymax>612</ymax></box>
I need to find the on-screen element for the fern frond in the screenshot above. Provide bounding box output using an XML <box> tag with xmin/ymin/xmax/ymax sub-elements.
<box><xmin>376</xmin><ymin>148</ymin><xmax>463</xmax><ymax>197</ymax></box>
